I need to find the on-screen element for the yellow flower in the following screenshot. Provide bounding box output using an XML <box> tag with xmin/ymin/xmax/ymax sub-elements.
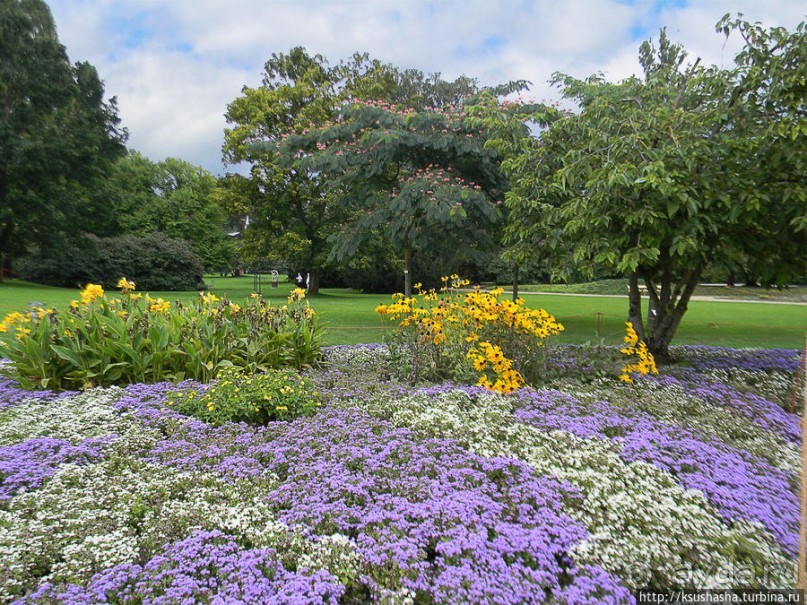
<box><xmin>80</xmin><ymin>284</ymin><xmax>104</xmax><ymax>304</ymax></box>
<box><xmin>3</xmin><ymin>311</ymin><xmax>26</xmax><ymax>325</ymax></box>
<box><xmin>0</xmin><ymin>323</ymin><xmax>7</xmax><ymax>333</ymax></box>
<box><xmin>200</xmin><ymin>292</ymin><xmax>219</xmax><ymax>305</ymax></box>
<box><xmin>287</xmin><ymin>288</ymin><xmax>306</xmax><ymax>304</ymax></box>
<box><xmin>149</xmin><ymin>298</ymin><xmax>171</xmax><ymax>313</ymax></box>
<box><xmin>15</xmin><ymin>327</ymin><xmax>31</xmax><ymax>340</ymax></box>
<box><xmin>116</xmin><ymin>277</ymin><xmax>136</xmax><ymax>293</ymax></box>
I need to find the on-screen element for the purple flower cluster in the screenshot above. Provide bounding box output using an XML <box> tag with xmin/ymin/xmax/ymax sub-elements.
<box><xmin>687</xmin><ymin>379</ymin><xmax>800</xmax><ymax>443</ymax></box>
<box><xmin>125</xmin><ymin>383</ymin><xmax>629</xmax><ymax>603</ymax></box>
<box><xmin>674</xmin><ymin>346</ymin><xmax>801</xmax><ymax>374</ymax></box>
<box><xmin>513</xmin><ymin>388</ymin><xmax>799</xmax><ymax>556</ymax></box>
<box><xmin>261</xmin><ymin>409</ymin><xmax>604</xmax><ymax>602</ymax></box>
<box><xmin>5</xmin><ymin>342</ymin><xmax>796</xmax><ymax>602</ymax></box>
<box><xmin>642</xmin><ymin>369</ymin><xmax>799</xmax><ymax>442</ymax></box>
<box><xmin>0</xmin><ymin>378</ymin><xmax>74</xmax><ymax>412</ymax></box>
<box><xmin>0</xmin><ymin>435</ymin><xmax>111</xmax><ymax>502</ymax></box>
<box><xmin>19</xmin><ymin>529</ymin><xmax>345</xmax><ymax>604</ymax></box>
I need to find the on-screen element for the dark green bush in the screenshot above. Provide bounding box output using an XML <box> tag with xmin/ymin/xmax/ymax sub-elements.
<box><xmin>18</xmin><ymin>233</ymin><xmax>205</xmax><ymax>291</ymax></box>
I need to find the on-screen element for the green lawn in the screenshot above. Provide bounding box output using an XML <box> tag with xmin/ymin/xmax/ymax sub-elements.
<box><xmin>1</xmin><ymin>277</ymin><xmax>804</xmax><ymax>348</ymax></box>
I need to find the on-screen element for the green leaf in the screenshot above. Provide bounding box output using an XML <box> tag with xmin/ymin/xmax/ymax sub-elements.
<box><xmin>50</xmin><ymin>344</ymin><xmax>83</xmax><ymax>367</ymax></box>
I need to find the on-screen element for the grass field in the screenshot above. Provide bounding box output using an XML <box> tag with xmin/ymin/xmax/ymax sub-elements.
<box><xmin>1</xmin><ymin>277</ymin><xmax>804</xmax><ymax>348</ymax></box>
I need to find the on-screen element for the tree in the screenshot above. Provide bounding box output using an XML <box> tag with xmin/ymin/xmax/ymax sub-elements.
<box><xmin>466</xmin><ymin>93</ymin><xmax>561</xmax><ymax>300</ymax></box>
<box><xmin>104</xmin><ymin>152</ymin><xmax>236</xmax><ymax>271</ymax></box>
<box><xmin>485</xmin><ymin>23</ymin><xmax>806</xmax><ymax>360</ymax></box>
<box><xmin>713</xmin><ymin>15</ymin><xmax>807</xmax><ymax>287</ymax></box>
<box><xmin>0</xmin><ymin>0</ymin><xmax>127</xmax><ymax>279</ymax></box>
<box><xmin>223</xmin><ymin>47</ymin><xmax>339</xmax><ymax>293</ymax></box>
<box><xmin>224</xmin><ymin>48</ymin><xmax>515</xmax><ymax>294</ymax></box>
<box><xmin>281</xmin><ymin>90</ymin><xmax>510</xmax><ymax>296</ymax></box>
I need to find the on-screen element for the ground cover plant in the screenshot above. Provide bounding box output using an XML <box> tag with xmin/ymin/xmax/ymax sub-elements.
<box><xmin>0</xmin><ymin>334</ymin><xmax>802</xmax><ymax>603</ymax></box>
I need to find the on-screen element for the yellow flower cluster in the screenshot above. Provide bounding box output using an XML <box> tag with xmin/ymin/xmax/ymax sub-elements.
<box><xmin>376</xmin><ymin>277</ymin><xmax>564</xmax><ymax>393</ymax></box>
<box><xmin>467</xmin><ymin>341</ymin><xmax>524</xmax><ymax>393</ymax></box>
<box><xmin>619</xmin><ymin>322</ymin><xmax>658</xmax><ymax>383</ymax></box>
<box><xmin>200</xmin><ymin>292</ymin><xmax>220</xmax><ymax>305</ymax></box>
<box><xmin>461</xmin><ymin>288</ymin><xmax>564</xmax><ymax>340</ymax></box>
<box><xmin>147</xmin><ymin>296</ymin><xmax>171</xmax><ymax>313</ymax></box>
<box><xmin>287</xmin><ymin>288</ymin><xmax>307</xmax><ymax>304</ymax></box>
<box><xmin>1</xmin><ymin>310</ymin><xmax>38</xmax><ymax>341</ymax></box>
<box><xmin>80</xmin><ymin>284</ymin><xmax>104</xmax><ymax>305</ymax></box>
<box><xmin>116</xmin><ymin>277</ymin><xmax>136</xmax><ymax>293</ymax></box>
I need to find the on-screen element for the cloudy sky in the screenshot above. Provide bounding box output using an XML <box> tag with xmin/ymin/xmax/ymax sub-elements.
<box><xmin>46</xmin><ymin>0</ymin><xmax>806</xmax><ymax>175</ymax></box>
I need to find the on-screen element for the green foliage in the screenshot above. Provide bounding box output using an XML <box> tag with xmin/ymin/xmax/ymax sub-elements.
<box><xmin>222</xmin><ymin>48</ymin><xmax>342</xmax><ymax>293</ymax></box>
<box><xmin>282</xmin><ymin>98</ymin><xmax>508</xmax><ymax>295</ymax></box>
<box><xmin>473</xmin><ymin>20</ymin><xmax>807</xmax><ymax>358</ymax></box>
<box><xmin>101</xmin><ymin>153</ymin><xmax>237</xmax><ymax>271</ymax></box>
<box><xmin>166</xmin><ymin>366</ymin><xmax>322</xmax><ymax>425</ymax></box>
<box><xmin>0</xmin><ymin>283</ymin><xmax>323</xmax><ymax>390</ymax></box>
<box><xmin>18</xmin><ymin>233</ymin><xmax>206</xmax><ymax>291</ymax></box>
<box><xmin>0</xmin><ymin>0</ymin><xmax>126</xmax><ymax>268</ymax></box>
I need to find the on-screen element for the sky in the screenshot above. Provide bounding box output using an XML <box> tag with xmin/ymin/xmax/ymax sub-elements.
<box><xmin>46</xmin><ymin>0</ymin><xmax>806</xmax><ymax>176</ymax></box>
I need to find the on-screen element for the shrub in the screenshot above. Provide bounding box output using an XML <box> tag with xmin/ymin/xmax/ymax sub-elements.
<box><xmin>104</xmin><ymin>233</ymin><xmax>205</xmax><ymax>291</ymax></box>
<box><xmin>376</xmin><ymin>276</ymin><xmax>564</xmax><ymax>392</ymax></box>
<box><xmin>167</xmin><ymin>366</ymin><xmax>321</xmax><ymax>426</ymax></box>
<box><xmin>17</xmin><ymin>233</ymin><xmax>205</xmax><ymax>291</ymax></box>
<box><xmin>0</xmin><ymin>282</ymin><xmax>323</xmax><ymax>390</ymax></box>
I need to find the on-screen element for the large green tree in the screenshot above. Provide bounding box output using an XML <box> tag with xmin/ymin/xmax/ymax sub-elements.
<box><xmin>481</xmin><ymin>22</ymin><xmax>805</xmax><ymax>359</ymax></box>
<box><xmin>223</xmin><ymin>48</ymin><xmax>513</xmax><ymax>293</ymax></box>
<box><xmin>104</xmin><ymin>152</ymin><xmax>236</xmax><ymax>271</ymax></box>
<box><xmin>0</xmin><ymin>0</ymin><xmax>127</xmax><ymax>278</ymax></box>
<box><xmin>223</xmin><ymin>47</ymin><xmax>339</xmax><ymax>293</ymax></box>
<box><xmin>282</xmin><ymin>97</ymin><xmax>507</xmax><ymax>295</ymax></box>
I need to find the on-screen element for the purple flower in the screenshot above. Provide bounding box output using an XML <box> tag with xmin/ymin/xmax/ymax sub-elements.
<box><xmin>17</xmin><ymin>530</ymin><xmax>345</xmax><ymax>604</ymax></box>
<box><xmin>512</xmin><ymin>388</ymin><xmax>799</xmax><ymax>557</ymax></box>
<box><xmin>0</xmin><ymin>378</ymin><xmax>75</xmax><ymax>412</ymax></box>
<box><xmin>0</xmin><ymin>435</ymin><xmax>111</xmax><ymax>502</ymax></box>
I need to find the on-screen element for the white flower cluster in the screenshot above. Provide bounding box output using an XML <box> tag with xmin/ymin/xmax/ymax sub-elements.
<box><xmin>567</xmin><ymin>380</ymin><xmax>799</xmax><ymax>473</ymax></box>
<box><xmin>701</xmin><ymin>368</ymin><xmax>794</xmax><ymax>408</ymax></box>
<box><xmin>0</xmin><ymin>393</ymin><xmax>365</xmax><ymax>602</ymax></box>
<box><xmin>339</xmin><ymin>388</ymin><xmax>793</xmax><ymax>589</ymax></box>
<box><xmin>0</xmin><ymin>387</ymin><xmax>130</xmax><ymax>445</ymax></box>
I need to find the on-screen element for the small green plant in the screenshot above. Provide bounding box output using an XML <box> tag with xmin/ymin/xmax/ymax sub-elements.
<box><xmin>0</xmin><ymin>281</ymin><xmax>323</xmax><ymax>390</ymax></box>
<box><xmin>167</xmin><ymin>366</ymin><xmax>322</xmax><ymax>425</ymax></box>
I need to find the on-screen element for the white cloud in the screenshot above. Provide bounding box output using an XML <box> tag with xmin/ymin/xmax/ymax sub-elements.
<box><xmin>46</xmin><ymin>0</ymin><xmax>807</xmax><ymax>175</ymax></box>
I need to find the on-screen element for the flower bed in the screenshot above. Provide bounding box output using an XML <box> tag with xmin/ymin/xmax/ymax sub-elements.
<box><xmin>0</xmin><ymin>345</ymin><xmax>801</xmax><ymax>603</ymax></box>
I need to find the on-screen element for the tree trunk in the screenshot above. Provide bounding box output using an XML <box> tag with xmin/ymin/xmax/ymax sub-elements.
<box><xmin>646</xmin><ymin>269</ymin><xmax>701</xmax><ymax>362</ymax></box>
<box><xmin>627</xmin><ymin>271</ymin><xmax>645</xmax><ymax>341</ymax></box>
<box><xmin>403</xmin><ymin>247</ymin><xmax>413</xmax><ymax>297</ymax></box>
<box><xmin>307</xmin><ymin>266</ymin><xmax>320</xmax><ymax>295</ymax></box>
<box><xmin>512</xmin><ymin>261</ymin><xmax>520</xmax><ymax>302</ymax></box>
